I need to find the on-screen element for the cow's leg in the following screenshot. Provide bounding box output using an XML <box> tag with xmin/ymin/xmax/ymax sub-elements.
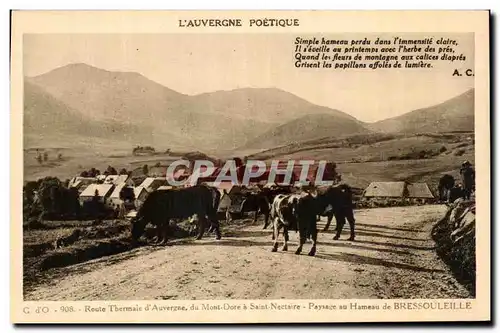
<box><xmin>151</xmin><ymin>229</ymin><xmax>160</xmax><ymax>244</ymax></box>
<box><xmin>207</xmin><ymin>216</ymin><xmax>214</xmax><ymax>233</ymax></box>
<box><xmin>271</xmin><ymin>217</ymin><xmax>278</xmax><ymax>240</ymax></box>
<box><xmin>308</xmin><ymin>226</ymin><xmax>318</xmax><ymax>256</ymax></box>
<box><xmin>157</xmin><ymin>224</ymin><xmax>170</xmax><ymax>246</ymax></box>
<box><xmin>225</xmin><ymin>208</ymin><xmax>231</xmax><ymax>224</ymax></box>
<box><xmin>151</xmin><ymin>223</ymin><xmax>162</xmax><ymax>244</ymax></box>
<box><xmin>346</xmin><ymin>210</ymin><xmax>356</xmax><ymax>241</ymax></box>
<box><xmin>156</xmin><ymin>220</ymin><xmax>170</xmax><ymax>245</ymax></box>
<box><xmin>333</xmin><ymin>214</ymin><xmax>345</xmax><ymax>240</ymax></box>
<box><xmin>253</xmin><ymin>210</ymin><xmax>259</xmax><ymax>223</ymax></box>
<box><xmin>295</xmin><ymin>232</ymin><xmax>306</xmax><ymax>255</ymax></box>
<box><xmin>212</xmin><ymin>217</ymin><xmax>222</xmax><ymax>240</ymax></box>
<box><xmin>263</xmin><ymin>211</ymin><xmax>270</xmax><ymax>230</ymax></box>
<box><xmin>271</xmin><ymin>219</ymin><xmax>281</xmax><ymax>252</ymax></box>
<box><xmin>282</xmin><ymin>226</ymin><xmax>289</xmax><ymax>251</ymax></box>
<box><xmin>323</xmin><ymin>212</ymin><xmax>334</xmax><ymax>231</ymax></box>
<box><xmin>196</xmin><ymin>216</ymin><xmax>207</xmax><ymax>240</ymax></box>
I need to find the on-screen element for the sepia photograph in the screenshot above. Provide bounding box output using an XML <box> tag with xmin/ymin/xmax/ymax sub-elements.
<box><xmin>10</xmin><ymin>10</ymin><xmax>490</xmax><ymax>323</ymax></box>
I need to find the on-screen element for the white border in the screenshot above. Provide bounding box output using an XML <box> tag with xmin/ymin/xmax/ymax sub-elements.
<box><xmin>2</xmin><ymin>1</ymin><xmax>498</xmax><ymax>332</ymax></box>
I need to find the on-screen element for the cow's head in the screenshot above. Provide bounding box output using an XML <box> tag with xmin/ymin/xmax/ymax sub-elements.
<box><xmin>130</xmin><ymin>216</ymin><xmax>147</xmax><ymax>242</ymax></box>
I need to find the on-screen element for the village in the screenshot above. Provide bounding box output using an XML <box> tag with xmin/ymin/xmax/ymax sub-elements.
<box><xmin>27</xmin><ymin>155</ymin><xmax>445</xmax><ymax>227</ymax></box>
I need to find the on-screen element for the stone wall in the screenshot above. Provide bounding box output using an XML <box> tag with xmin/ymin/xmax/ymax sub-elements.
<box><xmin>431</xmin><ymin>199</ymin><xmax>476</xmax><ymax>295</ymax></box>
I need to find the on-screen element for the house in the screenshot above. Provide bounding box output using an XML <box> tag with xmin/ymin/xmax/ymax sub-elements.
<box><xmin>406</xmin><ymin>183</ymin><xmax>435</xmax><ymax>204</ymax></box>
<box><xmin>115</xmin><ymin>174</ymin><xmax>135</xmax><ymax>186</ymax></box>
<box><xmin>157</xmin><ymin>185</ymin><xmax>174</xmax><ymax>191</ymax></box>
<box><xmin>78</xmin><ymin>183</ymin><xmax>115</xmax><ymax>205</ymax></box>
<box><xmin>96</xmin><ymin>175</ymin><xmax>107</xmax><ymax>182</ymax></box>
<box><xmin>363</xmin><ymin>181</ymin><xmax>434</xmax><ymax>204</ymax></box>
<box><xmin>68</xmin><ymin>177</ymin><xmax>98</xmax><ymax>194</ymax></box>
<box><xmin>134</xmin><ymin>186</ymin><xmax>149</xmax><ymax>208</ymax></box>
<box><xmin>406</xmin><ymin>183</ymin><xmax>434</xmax><ymax>199</ymax></box>
<box><xmin>104</xmin><ymin>174</ymin><xmax>134</xmax><ymax>186</ymax></box>
<box><xmin>363</xmin><ymin>182</ymin><xmax>407</xmax><ymax>198</ymax></box>
<box><xmin>103</xmin><ymin>175</ymin><xmax>119</xmax><ymax>184</ymax></box>
<box><xmin>108</xmin><ymin>183</ymin><xmax>127</xmax><ymax>210</ymax></box>
<box><xmin>139</xmin><ymin>177</ymin><xmax>168</xmax><ymax>192</ymax></box>
<box><xmin>148</xmin><ymin>165</ymin><xmax>168</xmax><ymax>177</ymax></box>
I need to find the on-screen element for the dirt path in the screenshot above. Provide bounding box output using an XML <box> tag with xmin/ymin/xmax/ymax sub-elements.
<box><xmin>25</xmin><ymin>205</ymin><xmax>470</xmax><ymax>301</ymax></box>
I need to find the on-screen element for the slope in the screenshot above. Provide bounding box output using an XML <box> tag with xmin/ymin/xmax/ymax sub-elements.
<box><xmin>368</xmin><ymin>89</ymin><xmax>474</xmax><ymax>134</ymax></box>
<box><xmin>23</xmin><ymin>80</ymin><xmax>156</xmax><ymax>146</ymax></box>
<box><xmin>242</xmin><ymin>113</ymin><xmax>372</xmax><ymax>150</ymax></box>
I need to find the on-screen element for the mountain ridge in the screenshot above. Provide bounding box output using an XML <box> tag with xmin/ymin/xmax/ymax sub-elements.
<box><xmin>24</xmin><ymin>63</ymin><xmax>475</xmax><ymax>153</ymax></box>
<box><xmin>368</xmin><ymin>88</ymin><xmax>475</xmax><ymax>133</ymax></box>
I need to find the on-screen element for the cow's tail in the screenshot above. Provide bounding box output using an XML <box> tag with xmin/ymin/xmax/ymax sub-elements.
<box><xmin>212</xmin><ymin>188</ymin><xmax>221</xmax><ymax>213</ymax></box>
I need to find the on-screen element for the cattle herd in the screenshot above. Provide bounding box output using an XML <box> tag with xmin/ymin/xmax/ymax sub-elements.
<box><xmin>130</xmin><ymin>183</ymin><xmax>356</xmax><ymax>257</ymax></box>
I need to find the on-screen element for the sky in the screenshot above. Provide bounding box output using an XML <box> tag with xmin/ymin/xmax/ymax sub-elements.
<box><xmin>23</xmin><ymin>33</ymin><xmax>474</xmax><ymax>123</ymax></box>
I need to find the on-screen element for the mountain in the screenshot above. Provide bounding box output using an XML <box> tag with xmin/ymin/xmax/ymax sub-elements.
<box><xmin>24</xmin><ymin>80</ymin><xmax>156</xmax><ymax>145</ymax></box>
<box><xmin>28</xmin><ymin>63</ymin><xmax>187</xmax><ymax>123</ymax></box>
<box><xmin>26</xmin><ymin>63</ymin><xmax>368</xmax><ymax>151</ymax></box>
<box><xmin>189</xmin><ymin>87</ymin><xmax>359</xmax><ymax>124</ymax></box>
<box><xmin>27</xmin><ymin>64</ymin><xmax>274</xmax><ymax>150</ymax></box>
<box><xmin>241</xmin><ymin>113</ymin><xmax>372</xmax><ymax>150</ymax></box>
<box><xmin>368</xmin><ymin>89</ymin><xmax>475</xmax><ymax>133</ymax></box>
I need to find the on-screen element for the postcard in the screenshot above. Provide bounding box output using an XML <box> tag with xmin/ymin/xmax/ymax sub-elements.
<box><xmin>10</xmin><ymin>10</ymin><xmax>490</xmax><ymax>323</ymax></box>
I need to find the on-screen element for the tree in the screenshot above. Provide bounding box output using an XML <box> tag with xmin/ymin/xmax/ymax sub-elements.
<box><xmin>119</xmin><ymin>168</ymin><xmax>128</xmax><ymax>175</ymax></box>
<box><xmin>154</xmin><ymin>162</ymin><xmax>161</xmax><ymax>167</ymax></box>
<box><xmin>89</xmin><ymin>168</ymin><xmax>100</xmax><ymax>177</ymax></box>
<box><xmin>80</xmin><ymin>170</ymin><xmax>89</xmax><ymax>177</ymax></box>
<box><xmin>142</xmin><ymin>164</ymin><xmax>149</xmax><ymax>176</ymax></box>
<box><xmin>35</xmin><ymin>177</ymin><xmax>79</xmax><ymax>220</ymax></box>
<box><xmin>36</xmin><ymin>154</ymin><xmax>42</xmax><ymax>164</ymax></box>
<box><xmin>43</xmin><ymin>152</ymin><xmax>49</xmax><ymax>162</ymax></box>
<box><xmin>57</xmin><ymin>153</ymin><xmax>63</xmax><ymax>161</ymax></box>
<box><xmin>37</xmin><ymin>177</ymin><xmax>61</xmax><ymax>218</ymax></box>
<box><xmin>119</xmin><ymin>186</ymin><xmax>135</xmax><ymax>202</ymax></box>
<box><xmin>106</xmin><ymin>165</ymin><xmax>118</xmax><ymax>175</ymax></box>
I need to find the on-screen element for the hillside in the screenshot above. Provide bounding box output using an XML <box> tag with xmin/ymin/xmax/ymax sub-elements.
<box><xmin>24</xmin><ymin>81</ymin><xmax>156</xmax><ymax>146</ymax></box>
<box><xmin>242</xmin><ymin>113</ymin><xmax>371</xmax><ymax>150</ymax></box>
<box><xmin>190</xmin><ymin>87</ymin><xmax>359</xmax><ymax>124</ymax></box>
<box><xmin>26</xmin><ymin>63</ymin><xmax>373</xmax><ymax>151</ymax></box>
<box><xmin>25</xmin><ymin>63</ymin><xmax>475</xmax><ymax>155</ymax></box>
<box><xmin>368</xmin><ymin>89</ymin><xmax>474</xmax><ymax>134</ymax></box>
<box><xmin>28</xmin><ymin>63</ymin><xmax>187</xmax><ymax>123</ymax></box>
<box><xmin>27</xmin><ymin>64</ymin><xmax>268</xmax><ymax>150</ymax></box>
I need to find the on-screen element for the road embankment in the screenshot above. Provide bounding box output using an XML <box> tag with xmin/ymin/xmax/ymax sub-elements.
<box><xmin>431</xmin><ymin>199</ymin><xmax>476</xmax><ymax>295</ymax></box>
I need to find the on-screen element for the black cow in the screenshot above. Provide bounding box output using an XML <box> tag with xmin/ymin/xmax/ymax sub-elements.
<box><xmin>438</xmin><ymin>174</ymin><xmax>455</xmax><ymax>202</ymax></box>
<box><xmin>448</xmin><ymin>185</ymin><xmax>464</xmax><ymax>203</ymax></box>
<box><xmin>130</xmin><ymin>185</ymin><xmax>221</xmax><ymax>245</ymax></box>
<box><xmin>315</xmin><ymin>184</ymin><xmax>356</xmax><ymax>241</ymax></box>
<box><xmin>270</xmin><ymin>193</ymin><xmax>318</xmax><ymax>256</ymax></box>
<box><xmin>240</xmin><ymin>191</ymin><xmax>271</xmax><ymax>226</ymax></box>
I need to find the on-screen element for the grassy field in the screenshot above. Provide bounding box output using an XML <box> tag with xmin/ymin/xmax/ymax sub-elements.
<box><xmin>247</xmin><ymin>132</ymin><xmax>475</xmax><ymax>191</ymax></box>
<box><xmin>24</xmin><ymin>148</ymin><xmax>180</xmax><ymax>182</ymax></box>
<box><xmin>24</xmin><ymin>132</ymin><xmax>475</xmax><ymax>195</ymax></box>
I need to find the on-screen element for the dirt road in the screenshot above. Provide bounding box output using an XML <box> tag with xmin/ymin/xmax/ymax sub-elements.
<box><xmin>25</xmin><ymin>205</ymin><xmax>470</xmax><ymax>301</ymax></box>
